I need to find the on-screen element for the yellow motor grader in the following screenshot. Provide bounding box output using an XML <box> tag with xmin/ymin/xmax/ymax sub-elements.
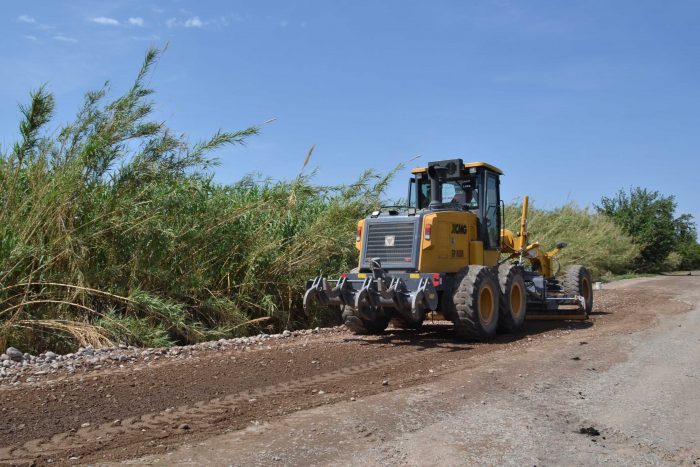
<box><xmin>303</xmin><ymin>159</ymin><xmax>593</xmax><ymax>339</ymax></box>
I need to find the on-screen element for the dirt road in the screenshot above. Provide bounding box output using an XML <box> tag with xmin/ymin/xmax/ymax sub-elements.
<box><xmin>1</xmin><ymin>275</ymin><xmax>698</xmax><ymax>466</ymax></box>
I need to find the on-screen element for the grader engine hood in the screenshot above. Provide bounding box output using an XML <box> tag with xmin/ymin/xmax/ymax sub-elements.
<box><xmin>357</xmin><ymin>210</ymin><xmax>481</xmax><ymax>274</ymax></box>
<box><xmin>359</xmin><ymin>214</ymin><xmax>422</xmax><ymax>271</ymax></box>
<box><xmin>303</xmin><ymin>211</ymin><xmax>439</xmax><ymax>326</ymax></box>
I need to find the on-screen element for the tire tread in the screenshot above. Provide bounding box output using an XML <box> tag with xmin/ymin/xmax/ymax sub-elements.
<box><xmin>452</xmin><ymin>266</ymin><xmax>499</xmax><ymax>340</ymax></box>
<box><xmin>497</xmin><ymin>264</ymin><xmax>527</xmax><ymax>333</ymax></box>
<box><xmin>562</xmin><ymin>265</ymin><xmax>593</xmax><ymax>313</ymax></box>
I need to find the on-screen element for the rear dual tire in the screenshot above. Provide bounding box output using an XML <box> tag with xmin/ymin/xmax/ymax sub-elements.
<box><xmin>452</xmin><ymin>266</ymin><xmax>500</xmax><ymax>340</ymax></box>
<box><xmin>497</xmin><ymin>264</ymin><xmax>527</xmax><ymax>333</ymax></box>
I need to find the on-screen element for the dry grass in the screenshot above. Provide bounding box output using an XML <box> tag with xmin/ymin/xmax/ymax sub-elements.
<box><xmin>504</xmin><ymin>202</ymin><xmax>639</xmax><ymax>278</ymax></box>
<box><xmin>0</xmin><ymin>48</ymin><xmax>392</xmax><ymax>353</ymax></box>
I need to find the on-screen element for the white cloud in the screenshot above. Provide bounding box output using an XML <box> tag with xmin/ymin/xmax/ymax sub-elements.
<box><xmin>128</xmin><ymin>17</ymin><xmax>144</xmax><ymax>26</ymax></box>
<box><xmin>91</xmin><ymin>17</ymin><xmax>119</xmax><ymax>26</ymax></box>
<box><xmin>184</xmin><ymin>16</ymin><xmax>203</xmax><ymax>28</ymax></box>
<box><xmin>17</xmin><ymin>15</ymin><xmax>54</xmax><ymax>31</ymax></box>
<box><xmin>24</xmin><ymin>35</ymin><xmax>38</xmax><ymax>41</ymax></box>
<box><xmin>53</xmin><ymin>34</ymin><xmax>78</xmax><ymax>43</ymax></box>
<box><xmin>130</xmin><ymin>34</ymin><xmax>161</xmax><ymax>41</ymax></box>
<box><xmin>17</xmin><ymin>14</ymin><xmax>36</xmax><ymax>24</ymax></box>
<box><xmin>167</xmin><ymin>15</ymin><xmax>209</xmax><ymax>28</ymax></box>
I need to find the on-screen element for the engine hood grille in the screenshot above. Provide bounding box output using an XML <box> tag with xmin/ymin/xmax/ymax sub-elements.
<box><xmin>361</xmin><ymin>217</ymin><xmax>419</xmax><ymax>270</ymax></box>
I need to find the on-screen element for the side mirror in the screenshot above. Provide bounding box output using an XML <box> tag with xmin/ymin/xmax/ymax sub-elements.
<box><xmin>555</xmin><ymin>241</ymin><xmax>567</xmax><ymax>249</ymax></box>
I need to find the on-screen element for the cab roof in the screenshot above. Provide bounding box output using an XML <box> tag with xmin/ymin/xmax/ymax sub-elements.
<box><xmin>410</xmin><ymin>161</ymin><xmax>504</xmax><ymax>175</ymax></box>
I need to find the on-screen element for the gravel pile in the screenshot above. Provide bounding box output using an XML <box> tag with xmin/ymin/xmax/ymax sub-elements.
<box><xmin>0</xmin><ymin>326</ymin><xmax>346</xmax><ymax>385</ymax></box>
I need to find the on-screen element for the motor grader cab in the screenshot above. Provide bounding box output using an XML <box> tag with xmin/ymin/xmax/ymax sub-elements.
<box><xmin>304</xmin><ymin>159</ymin><xmax>593</xmax><ymax>339</ymax></box>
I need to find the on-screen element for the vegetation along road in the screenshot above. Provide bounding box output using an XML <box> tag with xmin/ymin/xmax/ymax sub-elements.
<box><xmin>0</xmin><ymin>274</ymin><xmax>697</xmax><ymax>466</ymax></box>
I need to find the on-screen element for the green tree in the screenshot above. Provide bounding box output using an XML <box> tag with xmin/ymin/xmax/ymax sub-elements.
<box><xmin>674</xmin><ymin>214</ymin><xmax>700</xmax><ymax>270</ymax></box>
<box><xmin>597</xmin><ymin>187</ymin><xmax>697</xmax><ymax>272</ymax></box>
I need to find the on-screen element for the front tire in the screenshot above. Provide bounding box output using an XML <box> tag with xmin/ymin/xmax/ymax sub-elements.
<box><xmin>562</xmin><ymin>265</ymin><xmax>593</xmax><ymax>313</ymax></box>
<box><xmin>497</xmin><ymin>264</ymin><xmax>527</xmax><ymax>333</ymax></box>
<box><xmin>452</xmin><ymin>266</ymin><xmax>499</xmax><ymax>340</ymax></box>
<box><xmin>342</xmin><ymin>303</ymin><xmax>390</xmax><ymax>335</ymax></box>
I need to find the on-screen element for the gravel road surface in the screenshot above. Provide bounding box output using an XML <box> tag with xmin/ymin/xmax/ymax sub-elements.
<box><xmin>1</xmin><ymin>274</ymin><xmax>698</xmax><ymax>466</ymax></box>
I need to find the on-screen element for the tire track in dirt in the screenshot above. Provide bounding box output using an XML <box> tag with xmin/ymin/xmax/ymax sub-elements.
<box><xmin>2</xmin><ymin>346</ymin><xmax>465</xmax><ymax>464</ymax></box>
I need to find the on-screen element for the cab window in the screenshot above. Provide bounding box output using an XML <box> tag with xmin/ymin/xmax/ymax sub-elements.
<box><xmin>414</xmin><ymin>178</ymin><xmax>480</xmax><ymax>210</ymax></box>
<box><xmin>442</xmin><ymin>183</ymin><xmax>457</xmax><ymax>204</ymax></box>
<box><xmin>408</xmin><ymin>179</ymin><xmax>417</xmax><ymax>208</ymax></box>
<box><xmin>484</xmin><ymin>173</ymin><xmax>500</xmax><ymax>248</ymax></box>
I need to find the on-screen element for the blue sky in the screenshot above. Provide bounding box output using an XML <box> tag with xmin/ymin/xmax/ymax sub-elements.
<box><xmin>2</xmin><ymin>1</ymin><xmax>699</xmax><ymax>227</ymax></box>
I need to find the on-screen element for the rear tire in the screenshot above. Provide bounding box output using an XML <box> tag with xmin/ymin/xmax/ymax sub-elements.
<box><xmin>562</xmin><ymin>265</ymin><xmax>593</xmax><ymax>313</ymax></box>
<box><xmin>497</xmin><ymin>264</ymin><xmax>527</xmax><ymax>333</ymax></box>
<box><xmin>452</xmin><ymin>266</ymin><xmax>499</xmax><ymax>340</ymax></box>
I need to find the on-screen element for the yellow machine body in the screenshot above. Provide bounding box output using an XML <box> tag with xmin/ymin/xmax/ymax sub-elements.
<box><xmin>499</xmin><ymin>195</ymin><xmax>565</xmax><ymax>279</ymax></box>
<box><xmin>303</xmin><ymin>159</ymin><xmax>590</xmax><ymax>335</ymax></box>
<box><xmin>356</xmin><ymin>211</ymin><xmax>500</xmax><ymax>273</ymax></box>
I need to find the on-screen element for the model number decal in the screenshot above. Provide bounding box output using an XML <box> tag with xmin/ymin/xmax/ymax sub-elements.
<box><xmin>451</xmin><ymin>223</ymin><xmax>467</xmax><ymax>234</ymax></box>
<box><xmin>451</xmin><ymin>249</ymin><xmax>464</xmax><ymax>258</ymax></box>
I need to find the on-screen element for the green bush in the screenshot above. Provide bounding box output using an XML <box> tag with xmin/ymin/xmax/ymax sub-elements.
<box><xmin>597</xmin><ymin>187</ymin><xmax>698</xmax><ymax>272</ymax></box>
<box><xmin>676</xmin><ymin>241</ymin><xmax>700</xmax><ymax>270</ymax></box>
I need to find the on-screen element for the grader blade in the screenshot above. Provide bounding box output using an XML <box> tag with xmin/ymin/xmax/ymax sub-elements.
<box><xmin>523</xmin><ymin>272</ymin><xmax>589</xmax><ymax>321</ymax></box>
